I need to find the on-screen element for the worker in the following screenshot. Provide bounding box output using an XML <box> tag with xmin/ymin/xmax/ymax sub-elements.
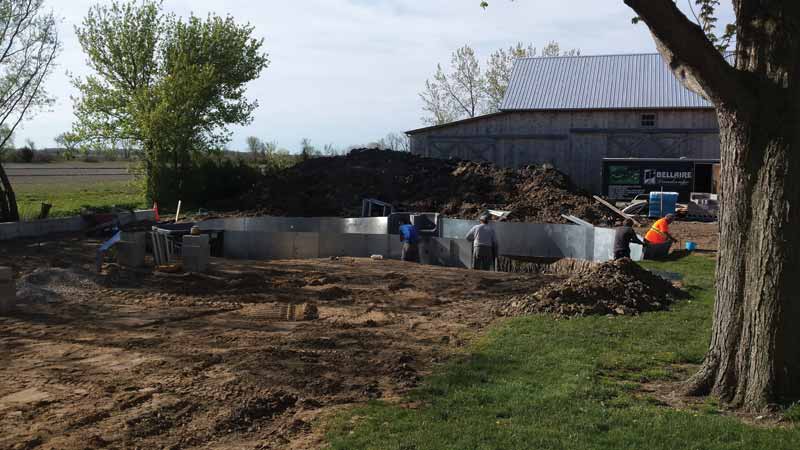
<box><xmin>465</xmin><ymin>213</ymin><xmax>498</xmax><ymax>270</ymax></box>
<box><xmin>398</xmin><ymin>218</ymin><xmax>420</xmax><ymax>263</ymax></box>
<box><xmin>644</xmin><ymin>213</ymin><xmax>678</xmax><ymax>259</ymax></box>
<box><xmin>613</xmin><ymin>218</ymin><xmax>645</xmax><ymax>260</ymax></box>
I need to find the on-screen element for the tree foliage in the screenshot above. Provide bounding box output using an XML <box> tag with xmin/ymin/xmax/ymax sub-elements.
<box><xmin>0</xmin><ymin>0</ymin><xmax>60</xmax><ymax>221</ymax></box>
<box><xmin>420</xmin><ymin>41</ymin><xmax>577</xmax><ymax>125</ymax></box>
<box><xmin>71</xmin><ymin>0</ymin><xmax>268</xmax><ymax>204</ymax></box>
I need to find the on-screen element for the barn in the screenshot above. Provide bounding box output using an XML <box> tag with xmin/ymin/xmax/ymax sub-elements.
<box><xmin>406</xmin><ymin>53</ymin><xmax>721</xmax><ymax>199</ymax></box>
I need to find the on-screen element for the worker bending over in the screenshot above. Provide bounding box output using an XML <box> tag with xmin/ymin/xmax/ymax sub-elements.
<box><xmin>613</xmin><ymin>218</ymin><xmax>645</xmax><ymax>260</ymax></box>
<box><xmin>465</xmin><ymin>214</ymin><xmax>498</xmax><ymax>270</ymax></box>
<box><xmin>644</xmin><ymin>213</ymin><xmax>677</xmax><ymax>259</ymax></box>
<box><xmin>398</xmin><ymin>219</ymin><xmax>420</xmax><ymax>263</ymax></box>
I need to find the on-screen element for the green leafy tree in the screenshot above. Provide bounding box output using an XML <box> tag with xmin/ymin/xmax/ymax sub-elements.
<box><xmin>484</xmin><ymin>0</ymin><xmax>799</xmax><ymax>413</ymax></box>
<box><xmin>54</xmin><ymin>131</ymin><xmax>80</xmax><ymax>160</ymax></box>
<box><xmin>0</xmin><ymin>0</ymin><xmax>60</xmax><ymax>221</ymax></box>
<box><xmin>71</xmin><ymin>0</ymin><xmax>268</xmax><ymax>204</ymax></box>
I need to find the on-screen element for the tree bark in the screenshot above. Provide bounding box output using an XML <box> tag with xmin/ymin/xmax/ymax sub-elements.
<box><xmin>685</xmin><ymin>102</ymin><xmax>800</xmax><ymax>410</ymax></box>
<box><xmin>0</xmin><ymin>162</ymin><xmax>19</xmax><ymax>221</ymax></box>
<box><xmin>625</xmin><ymin>0</ymin><xmax>800</xmax><ymax>411</ymax></box>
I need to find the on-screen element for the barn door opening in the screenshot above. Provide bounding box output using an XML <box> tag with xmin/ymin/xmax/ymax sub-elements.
<box><xmin>693</xmin><ymin>163</ymin><xmax>714</xmax><ymax>193</ymax></box>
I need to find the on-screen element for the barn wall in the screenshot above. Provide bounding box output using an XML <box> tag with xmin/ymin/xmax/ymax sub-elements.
<box><xmin>408</xmin><ymin>109</ymin><xmax>719</xmax><ymax>194</ymax></box>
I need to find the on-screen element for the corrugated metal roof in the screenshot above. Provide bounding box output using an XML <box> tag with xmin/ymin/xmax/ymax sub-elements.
<box><xmin>500</xmin><ymin>53</ymin><xmax>713</xmax><ymax>111</ymax></box>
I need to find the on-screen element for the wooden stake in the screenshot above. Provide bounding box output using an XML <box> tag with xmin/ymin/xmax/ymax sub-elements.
<box><xmin>593</xmin><ymin>195</ymin><xmax>641</xmax><ymax>226</ymax></box>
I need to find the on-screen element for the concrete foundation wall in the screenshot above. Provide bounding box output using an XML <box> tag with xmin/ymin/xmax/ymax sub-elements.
<box><xmin>0</xmin><ymin>210</ymin><xmax>156</xmax><ymax>241</ymax></box>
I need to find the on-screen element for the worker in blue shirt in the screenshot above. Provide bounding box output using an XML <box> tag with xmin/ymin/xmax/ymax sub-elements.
<box><xmin>398</xmin><ymin>219</ymin><xmax>420</xmax><ymax>262</ymax></box>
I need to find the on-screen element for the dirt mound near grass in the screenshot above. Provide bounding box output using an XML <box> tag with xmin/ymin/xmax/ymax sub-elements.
<box><xmin>494</xmin><ymin>259</ymin><xmax>688</xmax><ymax>317</ymax></box>
<box><xmin>245</xmin><ymin>149</ymin><xmax>614</xmax><ymax>224</ymax></box>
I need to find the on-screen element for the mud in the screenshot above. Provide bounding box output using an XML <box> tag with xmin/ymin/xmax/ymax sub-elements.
<box><xmin>0</xmin><ymin>236</ymin><xmax>555</xmax><ymax>449</ymax></box>
<box><xmin>243</xmin><ymin>149</ymin><xmax>616</xmax><ymax>225</ymax></box>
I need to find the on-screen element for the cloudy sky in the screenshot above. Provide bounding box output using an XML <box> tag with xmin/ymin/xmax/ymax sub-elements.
<box><xmin>19</xmin><ymin>0</ymin><xmax>734</xmax><ymax>153</ymax></box>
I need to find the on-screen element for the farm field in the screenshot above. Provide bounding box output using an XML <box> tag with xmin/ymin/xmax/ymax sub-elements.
<box><xmin>4</xmin><ymin>162</ymin><xmax>143</xmax><ymax>219</ymax></box>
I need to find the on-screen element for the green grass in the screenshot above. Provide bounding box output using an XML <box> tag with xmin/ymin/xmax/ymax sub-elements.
<box><xmin>14</xmin><ymin>180</ymin><xmax>145</xmax><ymax>219</ymax></box>
<box><xmin>325</xmin><ymin>256</ymin><xmax>800</xmax><ymax>449</ymax></box>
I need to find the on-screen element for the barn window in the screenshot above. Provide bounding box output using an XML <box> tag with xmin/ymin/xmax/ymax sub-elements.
<box><xmin>641</xmin><ymin>113</ymin><xmax>657</xmax><ymax>127</ymax></box>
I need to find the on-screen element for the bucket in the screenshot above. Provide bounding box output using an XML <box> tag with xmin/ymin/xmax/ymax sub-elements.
<box><xmin>685</xmin><ymin>241</ymin><xmax>697</xmax><ymax>252</ymax></box>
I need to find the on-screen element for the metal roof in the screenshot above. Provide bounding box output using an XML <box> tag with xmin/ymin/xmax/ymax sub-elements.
<box><xmin>500</xmin><ymin>53</ymin><xmax>714</xmax><ymax>111</ymax></box>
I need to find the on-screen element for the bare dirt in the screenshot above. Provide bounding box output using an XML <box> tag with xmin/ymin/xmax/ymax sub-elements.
<box><xmin>494</xmin><ymin>259</ymin><xmax>688</xmax><ymax>317</ymax></box>
<box><xmin>244</xmin><ymin>149</ymin><xmax>616</xmax><ymax>225</ymax></box>
<box><xmin>0</xmin><ymin>235</ymin><xmax>557</xmax><ymax>450</ymax></box>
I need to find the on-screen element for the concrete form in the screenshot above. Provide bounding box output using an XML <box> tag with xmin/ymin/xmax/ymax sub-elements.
<box><xmin>117</xmin><ymin>232</ymin><xmax>146</xmax><ymax>268</ymax></box>
<box><xmin>198</xmin><ymin>215</ymin><xmax>642</xmax><ymax>267</ymax></box>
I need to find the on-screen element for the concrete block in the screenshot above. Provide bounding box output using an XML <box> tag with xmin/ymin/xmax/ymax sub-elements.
<box><xmin>0</xmin><ymin>280</ymin><xmax>15</xmax><ymax>314</ymax></box>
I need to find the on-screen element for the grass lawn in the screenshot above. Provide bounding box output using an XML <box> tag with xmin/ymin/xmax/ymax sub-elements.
<box><xmin>13</xmin><ymin>180</ymin><xmax>145</xmax><ymax>219</ymax></box>
<box><xmin>325</xmin><ymin>255</ymin><xmax>800</xmax><ymax>449</ymax></box>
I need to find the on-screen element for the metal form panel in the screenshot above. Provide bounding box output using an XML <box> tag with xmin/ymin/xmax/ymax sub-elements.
<box><xmin>365</xmin><ymin>234</ymin><xmax>392</xmax><ymax>257</ymax></box>
<box><xmin>388</xmin><ymin>239</ymin><xmax>403</xmax><ymax>260</ymax></box>
<box><xmin>440</xmin><ymin>218</ymin><xmax>479</xmax><ymax>240</ymax></box>
<box><xmin>319</xmin><ymin>217</ymin><xmax>388</xmax><ymax>235</ymax></box>
<box><xmin>592</xmin><ymin>227</ymin><xmax>643</xmax><ymax>262</ymax></box>
<box><xmin>223</xmin><ymin>231</ymin><xmax>249</xmax><ymax>259</ymax></box>
<box><xmin>245</xmin><ymin>216</ymin><xmax>321</xmax><ymax>233</ymax></box>
<box><xmin>501</xmin><ymin>54</ymin><xmax>714</xmax><ymax>111</ymax></box>
<box><xmin>318</xmin><ymin>233</ymin><xmax>368</xmax><ymax>258</ymax></box>
<box><xmin>293</xmin><ymin>233</ymin><xmax>321</xmax><ymax>259</ymax></box>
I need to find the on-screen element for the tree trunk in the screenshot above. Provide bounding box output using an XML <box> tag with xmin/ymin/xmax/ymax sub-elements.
<box><xmin>686</xmin><ymin>101</ymin><xmax>800</xmax><ymax>411</ymax></box>
<box><xmin>0</xmin><ymin>162</ymin><xmax>19</xmax><ymax>222</ymax></box>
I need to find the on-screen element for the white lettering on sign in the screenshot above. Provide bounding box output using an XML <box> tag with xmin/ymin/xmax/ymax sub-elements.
<box><xmin>655</xmin><ymin>171</ymin><xmax>692</xmax><ymax>179</ymax></box>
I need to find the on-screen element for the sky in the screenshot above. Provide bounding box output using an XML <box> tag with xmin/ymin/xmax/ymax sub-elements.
<box><xmin>18</xmin><ymin>0</ymin><xmax>735</xmax><ymax>153</ymax></box>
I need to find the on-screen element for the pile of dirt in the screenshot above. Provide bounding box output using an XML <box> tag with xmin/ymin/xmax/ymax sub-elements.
<box><xmin>245</xmin><ymin>149</ymin><xmax>615</xmax><ymax>224</ymax></box>
<box><xmin>494</xmin><ymin>259</ymin><xmax>687</xmax><ymax>317</ymax></box>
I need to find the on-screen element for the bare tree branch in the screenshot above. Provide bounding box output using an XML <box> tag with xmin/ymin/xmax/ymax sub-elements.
<box><xmin>625</xmin><ymin>0</ymin><xmax>751</xmax><ymax>108</ymax></box>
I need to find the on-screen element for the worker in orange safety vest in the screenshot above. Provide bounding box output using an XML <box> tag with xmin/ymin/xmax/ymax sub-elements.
<box><xmin>645</xmin><ymin>214</ymin><xmax>678</xmax><ymax>245</ymax></box>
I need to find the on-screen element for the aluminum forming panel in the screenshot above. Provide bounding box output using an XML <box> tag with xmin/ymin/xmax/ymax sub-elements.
<box><xmin>318</xmin><ymin>233</ymin><xmax>368</xmax><ymax>258</ymax></box>
<box><xmin>440</xmin><ymin>218</ymin><xmax>479</xmax><ymax>240</ymax></box>
<box><xmin>223</xmin><ymin>231</ymin><xmax>249</xmax><ymax>259</ymax></box>
<box><xmin>593</xmin><ymin>227</ymin><xmax>643</xmax><ymax>262</ymax></box>
<box><xmin>319</xmin><ymin>217</ymin><xmax>389</xmax><ymax>235</ymax></box>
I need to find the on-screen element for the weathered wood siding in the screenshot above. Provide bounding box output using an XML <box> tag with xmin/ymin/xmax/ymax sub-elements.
<box><xmin>409</xmin><ymin>109</ymin><xmax>719</xmax><ymax>193</ymax></box>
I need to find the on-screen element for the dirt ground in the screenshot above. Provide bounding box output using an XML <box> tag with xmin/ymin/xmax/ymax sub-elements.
<box><xmin>0</xmin><ymin>235</ymin><xmax>557</xmax><ymax>450</ymax></box>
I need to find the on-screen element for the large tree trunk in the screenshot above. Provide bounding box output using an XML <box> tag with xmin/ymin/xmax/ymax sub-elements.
<box><xmin>0</xmin><ymin>163</ymin><xmax>20</xmax><ymax>222</ymax></box>
<box><xmin>685</xmin><ymin>101</ymin><xmax>800</xmax><ymax>411</ymax></box>
<box><xmin>624</xmin><ymin>0</ymin><xmax>800</xmax><ymax>414</ymax></box>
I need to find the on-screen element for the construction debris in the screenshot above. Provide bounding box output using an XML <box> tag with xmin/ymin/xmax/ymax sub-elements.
<box><xmin>494</xmin><ymin>258</ymin><xmax>687</xmax><ymax>317</ymax></box>
<box><xmin>245</xmin><ymin>149</ymin><xmax>616</xmax><ymax>224</ymax></box>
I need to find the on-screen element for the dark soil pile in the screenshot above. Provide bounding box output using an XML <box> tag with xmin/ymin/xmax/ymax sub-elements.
<box><xmin>245</xmin><ymin>149</ymin><xmax>614</xmax><ymax>224</ymax></box>
<box><xmin>494</xmin><ymin>259</ymin><xmax>688</xmax><ymax>317</ymax></box>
